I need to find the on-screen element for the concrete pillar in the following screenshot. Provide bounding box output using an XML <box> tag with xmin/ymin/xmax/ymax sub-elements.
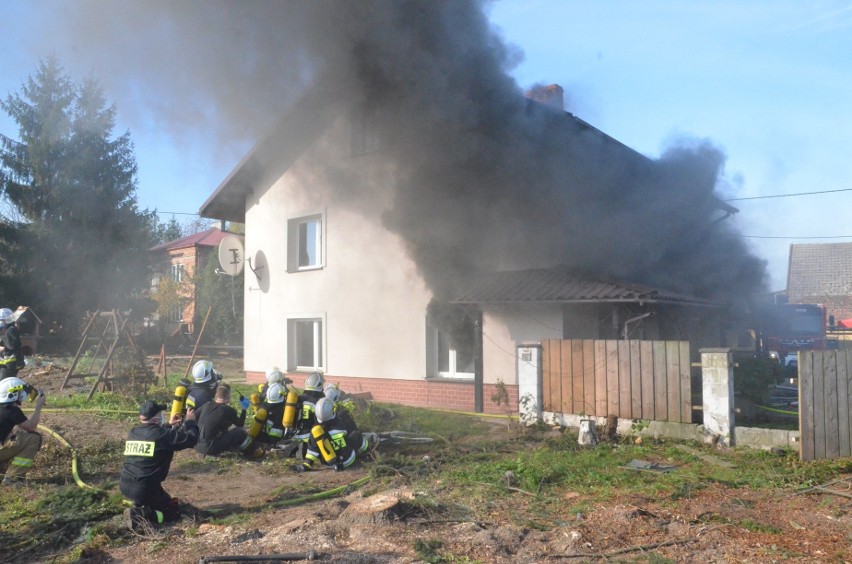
<box><xmin>700</xmin><ymin>348</ymin><xmax>735</xmax><ymax>446</ymax></box>
<box><xmin>517</xmin><ymin>345</ymin><xmax>542</xmax><ymax>424</ymax></box>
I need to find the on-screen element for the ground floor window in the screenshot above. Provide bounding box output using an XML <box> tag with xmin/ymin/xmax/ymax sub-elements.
<box><xmin>436</xmin><ymin>328</ymin><xmax>475</xmax><ymax>378</ymax></box>
<box><xmin>287</xmin><ymin>316</ymin><xmax>324</xmax><ymax>371</ymax></box>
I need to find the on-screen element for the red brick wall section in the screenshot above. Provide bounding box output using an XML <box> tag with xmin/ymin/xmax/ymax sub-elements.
<box><xmin>245</xmin><ymin>371</ymin><xmax>519</xmax><ymax>414</ymax></box>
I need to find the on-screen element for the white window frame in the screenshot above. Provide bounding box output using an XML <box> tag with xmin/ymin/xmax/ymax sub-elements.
<box><xmin>286</xmin><ymin>313</ymin><xmax>326</xmax><ymax>372</ymax></box>
<box><xmin>431</xmin><ymin>326</ymin><xmax>475</xmax><ymax>380</ymax></box>
<box><xmin>287</xmin><ymin>213</ymin><xmax>324</xmax><ymax>272</ymax></box>
<box><xmin>170</xmin><ymin>263</ymin><xmax>184</xmax><ymax>283</ymax></box>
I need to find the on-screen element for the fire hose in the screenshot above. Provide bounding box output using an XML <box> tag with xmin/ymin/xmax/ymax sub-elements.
<box><xmin>36</xmin><ymin>423</ymin><xmax>101</xmax><ymax>492</ymax></box>
<box><xmin>199</xmin><ymin>551</ymin><xmax>317</xmax><ymax>563</ymax></box>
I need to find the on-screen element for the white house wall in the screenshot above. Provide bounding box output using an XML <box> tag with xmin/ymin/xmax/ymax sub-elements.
<box><xmin>242</xmin><ymin>119</ymin><xmax>433</xmax><ymax>382</ymax></box>
<box><xmin>482</xmin><ymin>304</ymin><xmax>563</xmax><ymax>386</ymax></box>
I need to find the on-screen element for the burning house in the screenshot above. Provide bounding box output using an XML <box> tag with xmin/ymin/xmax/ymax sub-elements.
<box><xmin>197</xmin><ymin>2</ymin><xmax>766</xmax><ymax>412</ymax></box>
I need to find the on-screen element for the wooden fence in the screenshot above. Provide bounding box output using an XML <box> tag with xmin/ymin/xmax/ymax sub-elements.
<box><xmin>541</xmin><ymin>339</ymin><xmax>692</xmax><ymax>423</ymax></box>
<box><xmin>799</xmin><ymin>350</ymin><xmax>852</xmax><ymax>461</ymax></box>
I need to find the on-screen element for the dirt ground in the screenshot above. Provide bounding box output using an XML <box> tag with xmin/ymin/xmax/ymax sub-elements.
<box><xmin>10</xmin><ymin>356</ymin><xmax>852</xmax><ymax>563</ymax></box>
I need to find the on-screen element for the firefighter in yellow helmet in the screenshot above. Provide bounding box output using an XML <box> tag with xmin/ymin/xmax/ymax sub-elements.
<box><xmin>0</xmin><ymin>377</ymin><xmax>45</xmax><ymax>485</ymax></box>
<box><xmin>294</xmin><ymin>397</ymin><xmax>373</xmax><ymax>472</ymax></box>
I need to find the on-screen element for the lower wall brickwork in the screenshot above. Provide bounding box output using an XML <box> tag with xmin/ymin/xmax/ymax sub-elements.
<box><xmin>246</xmin><ymin>371</ymin><xmax>518</xmax><ymax>414</ymax></box>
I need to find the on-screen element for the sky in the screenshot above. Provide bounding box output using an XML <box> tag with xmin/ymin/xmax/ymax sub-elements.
<box><xmin>1</xmin><ymin>1</ymin><xmax>851</xmax><ymax>292</ymax></box>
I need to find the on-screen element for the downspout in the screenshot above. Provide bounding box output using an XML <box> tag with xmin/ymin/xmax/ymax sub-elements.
<box><xmin>622</xmin><ymin>312</ymin><xmax>654</xmax><ymax>340</ymax></box>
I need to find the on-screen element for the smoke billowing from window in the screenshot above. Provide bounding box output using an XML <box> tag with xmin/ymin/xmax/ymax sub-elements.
<box><xmin>36</xmin><ymin>0</ymin><xmax>767</xmax><ymax>305</ymax></box>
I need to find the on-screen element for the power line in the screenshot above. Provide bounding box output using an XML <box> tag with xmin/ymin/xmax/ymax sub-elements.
<box><xmin>725</xmin><ymin>188</ymin><xmax>852</xmax><ymax>201</ymax></box>
<box><xmin>743</xmin><ymin>234</ymin><xmax>852</xmax><ymax>240</ymax></box>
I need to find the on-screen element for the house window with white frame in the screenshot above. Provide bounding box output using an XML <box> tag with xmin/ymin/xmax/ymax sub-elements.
<box><xmin>287</xmin><ymin>214</ymin><xmax>324</xmax><ymax>272</ymax></box>
<box><xmin>170</xmin><ymin>263</ymin><xmax>184</xmax><ymax>283</ymax></box>
<box><xmin>287</xmin><ymin>316</ymin><xmax>324</xmax><ymax>371</ymax></box>
<box><xmin>436</xmin><ymin>328</ymin><xmax>475</xmax><ymax>379</ymax></box>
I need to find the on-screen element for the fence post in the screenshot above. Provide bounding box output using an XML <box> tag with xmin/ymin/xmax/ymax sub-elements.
<box><xmin>700</xmin><ymin>348</ymin><xmax>735</xmax><ymax>446</ymax></box>
<box><xmin>517</xmin><ymin>344</ymin><xmax>542</xmax><ymax>424</ymax></box>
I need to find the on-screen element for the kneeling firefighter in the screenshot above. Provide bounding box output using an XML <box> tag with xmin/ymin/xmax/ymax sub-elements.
<box><xmin>295</xmin><ymin>397</ymin><xmax>373</xmax><ymax>472</ymax></box>
<box><xmin>0</xmin><ymin>308</ymin><xmax>25</xmax><ymax>380</ymax></box>
<box><xmin>185</xmin><ymin>360</ymin><xmax>221</xmax><ymax>412</ymax></box>
<box><xmin>120</xmin><ymin>401</ymin><xmax>199</xmax><ymax>529</ymax></box>
<box><xmin>247</xmin><ymin>381</ymin><xmax>287</xmax><ymax>445</ymax></box>
<box><xmin>288</xmin><ymin>372</ymin><xmax>325</xmax><ymax>456</ymax></box>
<box><xmin>195</xmin><ymin>384</ymin><xmax>263</xmax><ymax>459</ymax></box>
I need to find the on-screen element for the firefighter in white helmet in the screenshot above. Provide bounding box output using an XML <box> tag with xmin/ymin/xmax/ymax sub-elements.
<box><xmin>261</xmin><ymin>382</ymin><xmax>288</xmax><ymax>444</ymax></box>
<box><xmin>0</xmin><ymin>308</ymin><xmax>23</xmax><ymax>380</ymax></box>
<box><xmin>185</xmin><ymin>360</ymin><xmax>221</xmax><ymax>412</ymax></box>
<box><xmin>0</xmin><ymin>377</ymin><xmax>45</xmax><ymax>485</ymax></box>
<box><xmin>289</xmin><ymin>372</ymin><xmax>325</xmax><ymax>457</ymax></box>
<box><xmin>295</xmin><ymin>396</ymin><xmax>373</xmax><ymax>472</ymax></box>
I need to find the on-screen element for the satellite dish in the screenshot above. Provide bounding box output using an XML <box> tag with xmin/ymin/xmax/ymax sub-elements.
<box><xmin>217</xmin><ymin>234</ymin><xmax>245</xmax><ymax>276</ymax></box>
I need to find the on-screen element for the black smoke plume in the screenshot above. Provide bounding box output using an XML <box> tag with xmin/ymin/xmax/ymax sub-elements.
<box><xmin>30</xmin><ymin>0</ymin><xmax>767</xmax><ymax>305</ymax></box>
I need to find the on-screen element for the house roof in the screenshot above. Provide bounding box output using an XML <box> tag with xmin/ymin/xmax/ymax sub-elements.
<box><xmin>787</xmin><ymin>242</ymin><xmax>852</xmax><ymax>297</ymax></box>
<box><xmin>452</xmin><ymin>267</ymin><xmax>717</xmax><ymax>307</ymax></box>
<box><xmin>149</xmin><ymin>227</ymin><xmax>236</xmax><ymax>253</ymax></box>
<box><xmin>200</xmin><ymin>76</ymin><xmax>339</xmax><ymax>223</ymax></box>
<box><xmin>199</xmin><ymin>78</ymin><xmax>737</xmax><ymax>224</ymax></box>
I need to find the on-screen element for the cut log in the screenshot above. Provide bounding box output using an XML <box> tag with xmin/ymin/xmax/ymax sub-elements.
<box><xmin>339</xmin><ymin>489</ymin><xmax>414</xmax><ymax>526</ymax></box>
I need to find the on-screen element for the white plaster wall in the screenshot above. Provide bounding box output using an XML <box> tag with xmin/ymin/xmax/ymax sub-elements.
<box><xmin>242</xmin><ymin>119</ymin><xmax>433</xmax><ymax>381</ymax></box>
<box><xmin>482</xmin><ymin>304</ymin><xmax>563</xmax><ymax>385</ymax></box>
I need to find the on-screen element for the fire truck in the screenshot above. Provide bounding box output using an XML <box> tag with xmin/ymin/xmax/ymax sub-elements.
<box><xmin>760</xmin><ymin>303</ymin><xmax>833</xmax><ymax>355</ymax></box>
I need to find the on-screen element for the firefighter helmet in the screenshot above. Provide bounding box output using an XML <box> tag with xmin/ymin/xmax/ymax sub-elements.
<box><xmin>266</xmin><ymin>383</ymin><xmax>286</xmax><ymax>404</ymax></box>
<box><xmin>324</xmin><ymin>384</ymin><xmax>341</xmax><ymax>403</ymax></box>
<box><xmin>315</xmin><ymin>397</ymin><xmax>335</xmax><ymax>424</ymax></box>
<box><xmin>304</xmin><ymin>372</ymin><xmax>324</xmax><ymax>392</ymax></box>
<box><xmin>0</xmin><ymin>308</ymin><xmax>13</xmax><ymax>324</ymax></box>
<box><xmin>192</xmin><ymin>360</ymin><xmax>215</xmax><ymax>384</ymax></box>
<box><xmin>0</xmin><ymin>377</ymin><xmax>27</xmax><ymax>403</ymax></box>
<box><xmin>266</xmin><ymin>369</ymin><xmax>284</xmax><ymax>385</ymax></box>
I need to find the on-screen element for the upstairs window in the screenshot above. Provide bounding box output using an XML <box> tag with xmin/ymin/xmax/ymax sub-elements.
<box><xmin>170</xmin><ymin>263</ymin><xmax>184</xmax><ymax>283</ymax></box>
<box><xmin>288</xmin><ymin>213</ymin><xmax>324</xmax><ymax>272</ymax></box>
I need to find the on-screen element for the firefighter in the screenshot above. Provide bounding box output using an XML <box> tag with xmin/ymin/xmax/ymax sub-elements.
<box><xmin>185</xmin><ymin>360</ymin><xmax>221</xmax><ymax>412</ymax></box>
<box><xmin>0</xmin><ymin>377</ymin><xmax>45</xmax><ymax>485</ymax></box>
<box><xmin>293</xmin><ymin>372</ymin><xmax>325</xmax><ymax>442</ymax></box>
<box><xmin>251</xmin><ymin>368</ymin><xmax>288</xmax><ymax>410</ymax></box>
<box><xmin>256</xmin><ymin>382</ymin><xmax>287</xmax><ymax>445</ymax></box>
<box><xmin>194</xmin><ymin>384</ymin><xmax>263</xmax><ymax>459</ymax></box>
<box><xmin>0</xmin><ymin>308</ymin><xmax>23</xmax><ymax>380</ymax></box>
<box><xmin>323</xmin><ymin>383</ymin><xmax>357</xmax><ymax>429</ymax></box>
<box><xmin>295</xmin><ymin>397</ymin><xmax>373</xmax><ymax>472</ymax></box>
<box><xmin>120</xmin><ymin>400</ymin><xmax>199</xmax><ymax>530</ymax></box>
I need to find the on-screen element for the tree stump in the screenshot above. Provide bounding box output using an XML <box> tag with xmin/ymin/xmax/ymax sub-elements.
<box><xmin>339</xmin><ymin>489</ymin><xmax>414</xmax><ymax>525</ymax></box>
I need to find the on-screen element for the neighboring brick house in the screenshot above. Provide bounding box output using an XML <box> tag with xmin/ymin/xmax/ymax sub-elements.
<box><xmin>149</xmin><ymin>227</ymin><xmax>235</xmax><ymax>335</ymax></box>
<box><xmin>199</xmin><ymin>78</ymin><xmax>737</xmax><ymax>414</ymax></box>
<box><xmin>787</xmin><ymin>242</ymin><xmax>852</xmax><ymax>323</ymax></box>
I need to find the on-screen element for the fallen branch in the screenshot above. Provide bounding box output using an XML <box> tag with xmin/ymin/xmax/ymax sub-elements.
<box><xmin>553</xmin><ymin>537</ymin><xmax>698</xmax><ymax>559</ymax></box>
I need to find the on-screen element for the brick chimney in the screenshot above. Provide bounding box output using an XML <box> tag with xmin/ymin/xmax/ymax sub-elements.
<box><xmin>524</xmin><ymin>84</ymin><xmax>564</xmax><ymax>111</ymax></box>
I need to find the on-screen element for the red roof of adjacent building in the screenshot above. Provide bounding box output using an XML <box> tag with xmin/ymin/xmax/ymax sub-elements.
<box><xmin>149</xmin><ymin>227</ymin><xmax>237</xmax><ymax>252</ymax></box>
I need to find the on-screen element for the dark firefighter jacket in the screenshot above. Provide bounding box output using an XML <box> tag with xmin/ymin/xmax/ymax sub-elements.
<box><xmin>121</xmin><ymin>420</ymin><xmax>199</xmax><ymax>484</ymax></box>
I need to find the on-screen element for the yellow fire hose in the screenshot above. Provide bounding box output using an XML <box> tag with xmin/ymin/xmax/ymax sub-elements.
<box><xmin>36</xmin><ymin>423</ymin><xmax>100</xmax><ymax>492</ymax></box>
<box><xmin>31</xmin><ymin>409</ymin><xmax>371</xmax><ymax>515</ymax></box>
